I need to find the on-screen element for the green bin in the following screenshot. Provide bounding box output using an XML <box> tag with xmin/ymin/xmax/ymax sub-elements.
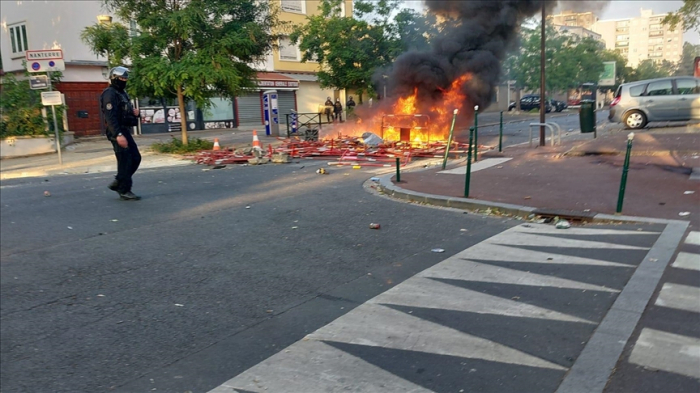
<box><xmin>579</xmin><ymin>101</ymin><xmax>596</xmax><ymax>133</ymax></box>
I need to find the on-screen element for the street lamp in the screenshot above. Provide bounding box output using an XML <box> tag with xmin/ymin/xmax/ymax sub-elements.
<box><xmin>382</xmin><ymin>74</ymin><xmax>388</xmax><ymax>100</ymax></box>
<box><xmin>539</xmin><ymin>3</ymin><xmax>546</xmax><ymax>146</ymax></box>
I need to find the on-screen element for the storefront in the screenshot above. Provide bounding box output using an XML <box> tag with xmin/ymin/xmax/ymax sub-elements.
<box><xmin>137</xmin><ymin>97</ymin><xmax>198</xmax><ymax>134</ymax></box>
<box><xmin>235</xmin><ymin>72</ymin><xmax>299</xmax><ymax>127</ymax></box>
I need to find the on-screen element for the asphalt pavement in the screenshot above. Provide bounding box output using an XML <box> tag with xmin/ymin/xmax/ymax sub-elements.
<box><xmin>1</xmin><ymin>110</ymin><xmax>699</xmax><ymax>392</ymax></box>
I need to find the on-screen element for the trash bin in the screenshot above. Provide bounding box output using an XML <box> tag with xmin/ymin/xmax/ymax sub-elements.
<box><xmin>579</xmin><ymin>101</ymin><xmax>596</xmax><ymax>133</ymax></box>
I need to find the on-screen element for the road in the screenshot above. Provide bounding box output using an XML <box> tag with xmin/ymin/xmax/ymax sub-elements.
<box><xmin>1</xmin><ymin>133</ymin><xmax>696</xmax><ymax>392</ymax></box>
<box><xmin>0</xmin><ymin>162</ymin><xmax>514</xmax><ymax>392</ymax></box>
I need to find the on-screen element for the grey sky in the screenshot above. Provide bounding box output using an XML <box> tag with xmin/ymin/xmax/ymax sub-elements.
<box><xmin>400</xmin><ymin>1</ymin><xmax>699</xmax><ymax>44</ymax></box>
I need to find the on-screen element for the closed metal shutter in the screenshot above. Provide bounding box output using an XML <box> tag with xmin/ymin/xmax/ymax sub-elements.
<box><xmin>236</xmin><ymin>93</ymin><xmax>261</xmax><ymax>126</ymax></box>
<box><xmin>277</xmin><ymin>91</ymin><xmax>296</xmax><ymax>125</ymax></box>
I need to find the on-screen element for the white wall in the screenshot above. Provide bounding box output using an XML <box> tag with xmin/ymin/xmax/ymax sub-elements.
<box><xmin>1</xmin><ymin>0</ymin><xmax>112</xmax><ymax>80</ymax></box>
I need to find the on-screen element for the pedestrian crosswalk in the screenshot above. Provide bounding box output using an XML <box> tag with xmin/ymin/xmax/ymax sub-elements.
<box><xmin>627</xmin><ymin>231</ymin><xmax>700</xmax><ymax>380</ymax></box>
<box><xmin>208</xmin><ymin>224</ymin><xmax>662</xmax><ymax>393</ymax></box>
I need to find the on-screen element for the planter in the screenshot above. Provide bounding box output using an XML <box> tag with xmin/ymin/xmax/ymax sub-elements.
<box><xmin>0</xmin><ymin>132</ymin><xmax>75</xmax><ymax>159</ymax></box>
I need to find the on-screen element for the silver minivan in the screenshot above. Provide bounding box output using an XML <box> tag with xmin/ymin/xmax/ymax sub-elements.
<box><xmin>608</xmin><ymin>76</ymin><xmax>700</xmax><ymax>129</ymax></box>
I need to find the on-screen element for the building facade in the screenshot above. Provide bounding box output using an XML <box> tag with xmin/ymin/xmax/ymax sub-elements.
<box><xmin>591</xmin><ymin>9</ymin><xmax>683</xmax><ymax>68</ymax></box>
<box><xmin>550</xmin><ymin>9</ymin><xmax>684</xmax><ymax>68</ymax></box>
<box><xmin>1</xmin><ymin>1</ymin><xmax>351</xmax><ymax>136</ymax></box>
<box><xmin>554</xmin><ymin>25</ymin><xmax>603</xmax><ymax>42</ymax></box>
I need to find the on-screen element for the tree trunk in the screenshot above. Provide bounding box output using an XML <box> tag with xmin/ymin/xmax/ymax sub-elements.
<box><xmin>515</xmin><ymin>88</ymin><xmax>521</xmax><ymax>111</ymax></box>
<box><xmin>176</xmin><ymin>84</ymin><xmax>188</xmax><ymax>145</ymax></box>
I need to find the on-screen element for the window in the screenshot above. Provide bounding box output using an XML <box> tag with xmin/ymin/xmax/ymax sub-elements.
<box><xmin>8</xmin><ymin>22</ymin><xmax>29</xmax><ymax>55</ymax></box>
<box><xmin>616</xmin><ymin>34</ymin><xmax>629</xmax><ymax>41</ymax></box>
<box><xmin>280</xmin><ymin>0</ymin><xmax>304</xmax><ymax>14</ymax></box>
<box><xmin>629</xmin><ymin>85</ymin><xmax>646</xmax><ymax>97</ymax></box>
<box><xmin>645</xmin><ymin>80</ymin><xmax>673</xmax><ymax>96</ymax></box>
<box><xmin>129</xmin><ymin>20</ymin><xmax>138</xmax><ymax>37</ymax></box>
<box><xmin>279</xmin><ymin>37</ymin><xmax>299</xmax><ymax>61</ymax></box>
<box><xmin>675</xmin><ymin>79</ymin><xmax>699</xmax><ymax>95</ymax></box>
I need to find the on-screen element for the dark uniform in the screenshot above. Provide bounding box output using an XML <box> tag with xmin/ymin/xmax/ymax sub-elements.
<box><xmin>100</xmin><ymin>68</ymin><xmax>142</xmax><ymax>199</ymax></box>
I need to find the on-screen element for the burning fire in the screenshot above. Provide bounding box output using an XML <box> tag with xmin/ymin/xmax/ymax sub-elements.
<box><xmin>331</xmin><ymin>74</ymin><xmax>473</xmax><ymax>144</ymax></box>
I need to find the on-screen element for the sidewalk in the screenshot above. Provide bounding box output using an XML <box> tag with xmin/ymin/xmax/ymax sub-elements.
<box><xmin>379</xmin><ymin>123</ymin><xmax>700</xmax><ymax>226</ymax></box>
<box><xmin>0</xmin><ymin>126</ymin><xmax>278</xmax><ymax>180</ymax></box>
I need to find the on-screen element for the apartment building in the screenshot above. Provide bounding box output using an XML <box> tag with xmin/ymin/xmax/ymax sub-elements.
<box><xmin>1</xmin><ymin>1</ymin><xmax>350</xmax><ymax>135</ymax></box>
<box><xmin>591</xmin><ymin>9</ymin><xmax>683</xmax><ymax>68</ymax></box>
<box><xmin>549</xmin><ymin>9</ymin><xmax>684</xmax><ymax>68</ymax></box>
<box><xmin>554</xmin><ymin>25</ymin><xmax>603</xmax><ymax>42</ymax></box>
<box><xmin>549</xmin><ymin>11</ymin><xmax>598</xmax><ymax>29</ymax></box>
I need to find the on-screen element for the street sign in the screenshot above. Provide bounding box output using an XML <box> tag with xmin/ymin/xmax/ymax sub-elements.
<box><xmin>599</xmin><ymin>61</ymin><xmax>616</xmax><ymax>86</ymax></box>
<box><xmin>41</xmin><ymin>91</ymin><xmax>63</xmax><ymax>106</ymax></box>
<box><xmin>25</xmin><ymin>50</ymin><xmax>65</xmax><ymax>73</ymax></box>
<box><xmin>29</xmin><ymin>75</ymin><xmax>49</xmax><ymax>90</ymax></box>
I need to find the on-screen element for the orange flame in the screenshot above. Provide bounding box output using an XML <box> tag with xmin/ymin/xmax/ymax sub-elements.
<box><xmin>332</xmin><ymin>73</ymin><xmax>473</xmax><ymax>143</ymax></box>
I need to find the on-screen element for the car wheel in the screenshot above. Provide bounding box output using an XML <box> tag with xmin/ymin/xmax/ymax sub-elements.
<box><xmin>624</xmin><ymin>110</ymin><xmax>647</xmax><ymax>129</ymax></box>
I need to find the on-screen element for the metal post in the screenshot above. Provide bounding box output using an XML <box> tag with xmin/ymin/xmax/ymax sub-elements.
<box><xmin>465</xmin><ymin>126</ymin><xmax>474</xmax><ymax>198</ymax></box>
<box><xmin>395</xmin><ymin>157</ymin><xmax>401</xmax><ymax>183</ymax></box>
<box><xmin>473</xmin><ymin>105</ymin><xmax>479</xmax><ymax>162</ymax></box>
<box><xmin>539</xmin><ymin>3</ymin><xmax>546</xmax><ymax>147</ymax></box>
<box><xmin>499</xmin><ymin>111</ymin><xmax>504</xmax><ymax>152</ymax></box>
<box><xmin>616</xmin><ymin>133</ymin><xmax>634</xmax><ymax>213</ymax></box>
<box><xmin>441</xmin><ymin>109</ymin><xmax>459</xmax><ymax>170</ymax></box>
<box><xmin>48</xmin><ymin>71</ymin><xmax>62</xmax><ymax>165</ymax></box>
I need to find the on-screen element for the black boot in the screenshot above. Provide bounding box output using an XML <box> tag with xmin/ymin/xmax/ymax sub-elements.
<box><xmin>108</xmin><ymin>180</ymin><xmax>119</xmax><ymax>192</ymax></box>
<box><xmin>119</xmin><ymin>191</ymin><xmax>141</xmax><ymax>201</ymax></box>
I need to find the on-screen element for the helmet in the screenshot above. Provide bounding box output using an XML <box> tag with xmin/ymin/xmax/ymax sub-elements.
<box><xmin>108</xmin><ymin>66</ymin><xmax>129</xmax><ymax>81</ymax></box>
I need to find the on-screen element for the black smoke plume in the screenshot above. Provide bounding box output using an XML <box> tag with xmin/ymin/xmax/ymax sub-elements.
<box><xmin>379</xmin><ymin>0</ymin><xmax>555</xmax><ymax>113</ymax></box>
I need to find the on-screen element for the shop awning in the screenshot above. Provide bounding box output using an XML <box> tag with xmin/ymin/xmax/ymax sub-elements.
<box><xmin>256</xmin><ymin>72</ymin><xmax>299</xmax><ymax>90</ymax></box>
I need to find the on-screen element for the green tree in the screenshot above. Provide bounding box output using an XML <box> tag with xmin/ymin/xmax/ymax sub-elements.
<box><xmin>0</xmin><ymin>73</ymin><xmax>65</xmax><ymax>138</ymax></box>
<box><xmin>290</xmin><ymin>0</ymin><xmax>417</xmax><ymax>103</ymax></box>
<box><xmin>80</xmin><ymin>22</ymin><xmax>131</xmax><ymax>68</ymax></box>
<box><xmin>599</xmin><ymin>49</ymin><xmax>633</xmax><ymax>90</ymax></box>
<box><xmin>628</xmin><ymin>59</ymin><xmax>674</xmax><ymax>82</ymax></box>
<box><xmin>675</xmin><ymin>42</ymin><xmax>700</xmax><ymax>75</ymax></box>
<box><xmin>506</xmin><ymin>23</ymin><xmax>604</xmax><ymax>100</ymax></box>
<box><xmin>662</xmin><ymin>0</ymin><xmax>700</xmax><ymax>32</ymax></box>
<box><xmin>83</xmin><ymin>0</ymin><xmax>284</xmax><ymax>145</ymax></box>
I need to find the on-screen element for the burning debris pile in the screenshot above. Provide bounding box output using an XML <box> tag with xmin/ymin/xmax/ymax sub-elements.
<box><xmin>333</xmin><ymin>0</ymin><xmax>554</xmax><ymax>143</ymax></box>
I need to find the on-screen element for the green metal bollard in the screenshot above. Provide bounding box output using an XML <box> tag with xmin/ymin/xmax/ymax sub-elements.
<box><xmin>499</xmin><ymin>111</ymin><xmax>503</xmax><ymax>152</ymax></box>
<box><xmin>616</xmin><ymin>132</ymin><xmax>634</xmax><ymax>213</ymax></box>
<box><xmin>395</xmin><ymin>157</ymin><xmax>401</xmax><ymax>183</ymax></box>
<box><xmin>442</xmin><ymin>109</ymin><xmax>459</xmax><ymax>170</ymax></box>
<box><xmin>473</xmin><ymin>105</ymin><xmax>479</xmax><ymax>162</ymax></box>
<box><xmin>465</xmin><ymin>126</ymin><xmax>474</xmax><ymax>198</ymax></box>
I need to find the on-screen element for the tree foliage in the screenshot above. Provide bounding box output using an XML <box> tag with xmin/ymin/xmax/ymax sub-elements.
<box><xmin>82</xmin><ymin>0</ymin><xmax>284</xmax><ymax>144</ymax></box>
<box><xmin>80</xmin><ymin>22</ymin><xmax>131</xmax><ymax>68</ymax></box>
<box><xmin>504</xmin><ymin>23</ymin><xmax>605</xmax><ymax>96</ymax></box>
<box><xmin>290</xmin><ymin>0</ymin><xmax>437</xmax><ymax>103</ymax></box>
<box><xmin>628</xmin><ymin>59</ymin><xmax>675</xmax><ymax>82</ymax></box>
<box><xmin>675</xmin><ymin>42</ymin><xmax>700</xmax><ymax>76</ymax></box>
<box><xmin>662</xmin><ymin>0</ymin><xmax>700</xmax><ymax>32</ymax></box>
<box><xmin>0</xmin><ymin>73</ymin><xmax>65</xmax><ymax>138</ymax></box>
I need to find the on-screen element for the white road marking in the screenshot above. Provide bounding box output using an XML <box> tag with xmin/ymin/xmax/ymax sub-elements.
<box><xmin>513</xmin><ymin>225</ymin><xmax>660</xmax><ymax>236</ymax></box>
<box><xmin>629</xmin><ymin>328</ymin><xmax>700</xmax><ymax>379</ymax></box>
<box><xmin>458</xmin><ymin>242</ymin><xmax>633</xmax><ymax>267</ymax></box>
<box><xmin>209</xmin><ymin>340</ymin><xmax>433</xmax><ymax>393</ymax></box>
<box><xmin>492</xmin><ymin>232</ymin><xmax>649</xmax><ymax>250</ymax></box>
<box><xmin>421</xmin><ymin>258</ymin><xmax>619</xmax><ymax>293</ymax></box>
<box><xmin>370</xmin><ymin>276</ymin><xmax>595</xmax><ymax>324</ymax></box>
<box><xmin>438</xmin><ymin>157</ymin><xmax>512</xmax><ymax>175</ymax></box>
<box><xmin>685</xmin><ymin>231</ymin><xmax>700</xmax><ymax>246</ymax></box>
<box><xmin>654</xmin><ymin>283</ymin><xmax>700</xmax><ymax>313</ymax></box>
<box><xmin>306</xmin><ymin>303</ymin><xmax>565</xmax><ymax>370</ymax></box>
<box><xmin>671</xmin><ymin>252</ymin><xmax>700</xmax><ymax>271</ymax></box>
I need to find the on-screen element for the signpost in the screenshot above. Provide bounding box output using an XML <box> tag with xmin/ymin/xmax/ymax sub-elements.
<box><xmin>26</xmin><ymin>50</ymin><xmax>65</xmax><ymax>164</ymax></box>
<box><xmin>29</xmin><ymin>75</ymin><xmax>49</xmax><ymax>90</ymax></box>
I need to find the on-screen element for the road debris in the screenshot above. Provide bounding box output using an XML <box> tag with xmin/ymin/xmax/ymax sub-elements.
<box><xmin>684</xmin><ymin>191</ymin><xmax>695</xmax><ymax>195</ymax></box>
<box><xmin>555</xmin><ymin>220</ymin><xmax>571</xmax><ymax>229</ymax></box>
<box><xmin>431</xmin><ymin>248</ymin><xmax>445</xmax><ymax>253</ymax></box>
<box><xmin>679</xmin><ymin>212</ymin><xmax>691</xmax><ymax>217</ymax></box>
<box><xmin>369</xmin><ymin>223</ymin><xmax>381</xmax><ymax>229</ymax></box>
<box><xmin>44</xmin><ymin>191</ymin><xmax>51</xmax><ymax>197</ymax></box>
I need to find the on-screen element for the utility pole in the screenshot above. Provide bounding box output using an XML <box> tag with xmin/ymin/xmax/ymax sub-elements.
<box><xmin>539</xmin><ymin>3</ymin><xmax>546</xmax><ymax>146</ymax></box>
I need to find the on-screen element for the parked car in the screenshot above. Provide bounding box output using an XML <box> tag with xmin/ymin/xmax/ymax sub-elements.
<box><xmin>609</xmin><ymin>76</ymin><xmax>700</xmax><ymax>129</ymax></box>
<box><xmin>508</xmin><ymin>95</ymin><xmax>552</xmax><ymax>113</ymax></box>
<box><xmin>550</xmin><ymin>99</ymin><xmax>567</xmax><ymax>112</ymax></box>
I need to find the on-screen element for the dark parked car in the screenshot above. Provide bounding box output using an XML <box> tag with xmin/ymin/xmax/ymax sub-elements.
<box><xmin>508</xmin><ymin>95</ymin><xmax>552</xmax><ymax>113</ymax></box>
<box><xmin>550</xmin><ymin>99</ymin><xmax>567</xmax><ymax>112</ymax></box>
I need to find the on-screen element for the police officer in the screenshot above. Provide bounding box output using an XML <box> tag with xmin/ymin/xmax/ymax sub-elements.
<box><xmin>101</xmin><ymin>66</ymin><xmax>142</xmax><ymax>200</ymax></box>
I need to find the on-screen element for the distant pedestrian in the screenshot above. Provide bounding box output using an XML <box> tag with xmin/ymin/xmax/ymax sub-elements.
<box><xmin>346</xmin><ymin>96</ymin><xmax>356</xmax><ymax>109</ymax></box>
<box><xmin>324</xmin><ymin>97</ymin><xmax>334</xmax><ymax>123</ymax></box>
<box><xmin>334</xmin><ymin>98</ymin><xmax>343</xmax><ymax>122</ymax></box>
<box><xmin>100</xmin><ymin>66</ymin><xmax>142</xmax><ymax>200</ymax></box>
